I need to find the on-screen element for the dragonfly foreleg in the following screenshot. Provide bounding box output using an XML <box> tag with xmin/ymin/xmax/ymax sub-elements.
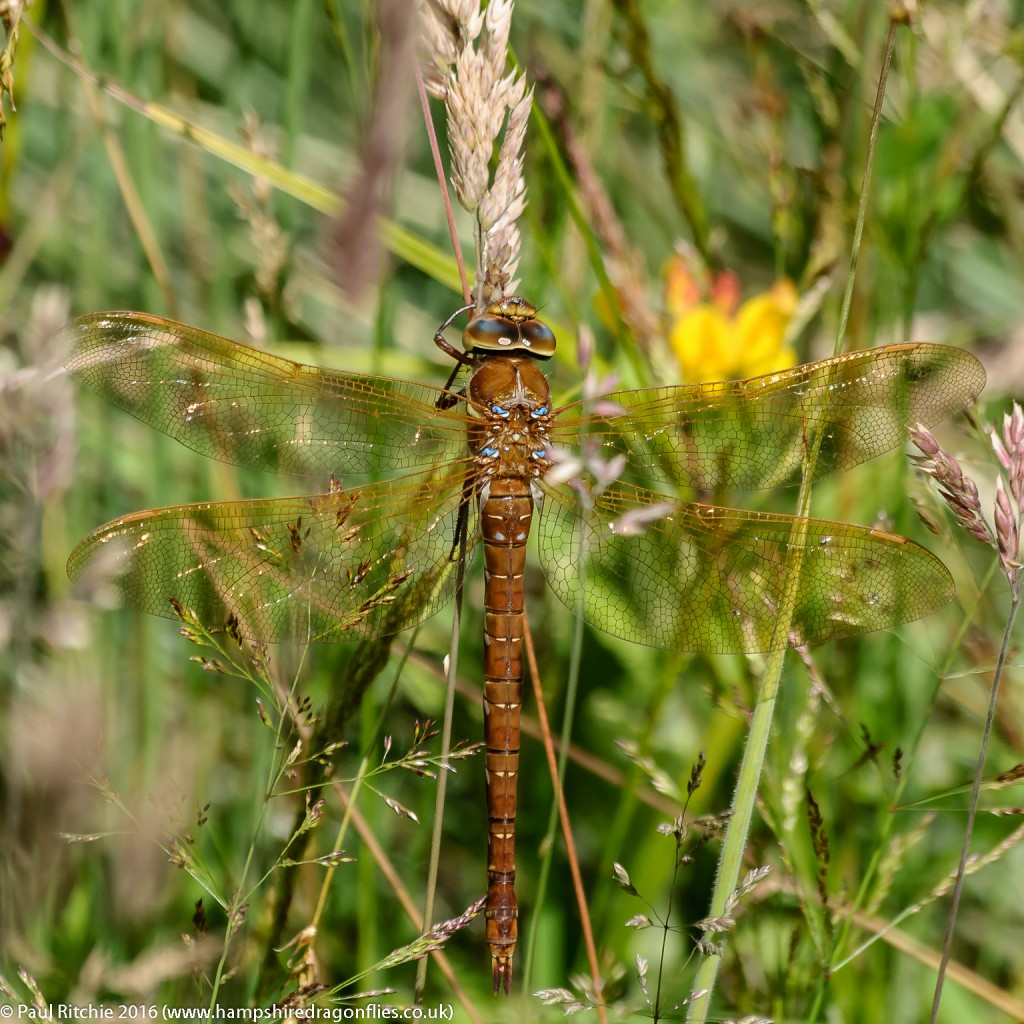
<box><xmin>447</xmin><ymin>468</ymin><xmax>480</xmax><ymax>562</ymax></box>
<box><xmin>435</xmin><ymin>302</ymin><xmax>477</xmax><ymax>408</ymax></box>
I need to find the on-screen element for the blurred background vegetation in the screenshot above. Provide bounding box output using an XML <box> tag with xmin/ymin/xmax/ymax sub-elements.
<box><xmin>2</xmin><ymin>1</ymin><xmax>1024</xmax><ymax>1020</ymax></box>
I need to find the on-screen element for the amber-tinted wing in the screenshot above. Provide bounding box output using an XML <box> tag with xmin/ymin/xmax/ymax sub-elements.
<box><xmin>61</xmin><ymin>312</ymin><xmax>470</xmax><ymax>478</ymax></box>
<box><xmin>536</xmin><ymin>481</ymin><xmax>953</xmax><ymax>654</ymax></box>
<box><xmin>67</xmin><ymin>465</ymin><xmax>478</xmax><ymax>643</ymax></box>
<box><xmin>550</xmin><ymin>344</ymin><xmax>985</xmax><ymax>491</ymax></box>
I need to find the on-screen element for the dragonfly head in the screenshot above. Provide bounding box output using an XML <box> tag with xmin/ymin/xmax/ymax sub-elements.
<box><xmin>464</xmin><ymin>296</ymin><xmax>556</xmax><ymax>359</ymax></box>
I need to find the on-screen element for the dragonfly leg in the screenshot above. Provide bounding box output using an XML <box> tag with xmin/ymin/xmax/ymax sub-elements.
<box><xmin>446</xmin><ymin>470</ymin><xmax>478</xmax><ymax>563</ymax></box>
<box><xmin>434</xmin><ymin>303</ymin><xmax>477</xmax><ymax>408</ymax></box>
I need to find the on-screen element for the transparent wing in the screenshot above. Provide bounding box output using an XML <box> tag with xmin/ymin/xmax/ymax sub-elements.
<box><xmin>68</xmin><ymin>465</ymin><xmax>478</xmax><ymax>643</ymax></box>
<box><xmin>61</xmin><ymin>312</ymin><xmax>470</xmax><ymax>478</ymax></box>
<box><xmin>536</xmin><ymin>480</ymin><xmax>954</xmax><ymax>654</ymax></box>
<box><xmin>550</xmin><ymin>344</ymin><xmax>985</xmax><ymax>491</ymax></box>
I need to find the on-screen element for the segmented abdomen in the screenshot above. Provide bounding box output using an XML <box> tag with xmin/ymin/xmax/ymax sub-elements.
<box><xmin>480</xmin><ymin>476</ymin><xmax>532</xmax><ymax>995</ymax></box>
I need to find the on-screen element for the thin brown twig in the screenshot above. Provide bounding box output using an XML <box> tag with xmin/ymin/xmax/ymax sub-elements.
<box><xmin>334</xmin><ymin>785</ymin><xmax>484</xmax><ymax>1023</ymax></box>
<box><xmin>416</xmin><ymin>654</ymin><xmax>681</xmax><ymax>816</ymax></box>
<box><xmin>416</xmin><ymin>62</ymin><xmax>472</xmax><ymax>304</ymax></box>
<box><xmin>524</xmin><ymin>617</ymin><xmax>607</xmax><ymax>1023</ymax></box>
<box><xmin>856</xmin><ymin>909</ymin><xmax>1024</xmax><ymax>1020</ymax></box>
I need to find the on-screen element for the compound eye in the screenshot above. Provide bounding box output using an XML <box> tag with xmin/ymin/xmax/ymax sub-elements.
<box><xmin>519</xmin><ymin>320</ymin><xmax>556</xmax><ymax>357</ymax></box>
<box><xmin>464</xmin><ymin>315</ymin><xmax>518</xmax><ymax>351</ymax></box>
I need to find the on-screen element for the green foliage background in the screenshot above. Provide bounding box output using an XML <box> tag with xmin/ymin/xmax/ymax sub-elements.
<box><xmin>2</xmin><ymin>1</ymin><xmax>1024</xmax><ymax>1020</ymax></box>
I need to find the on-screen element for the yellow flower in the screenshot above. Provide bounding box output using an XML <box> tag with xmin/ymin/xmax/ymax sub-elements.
<box><xmin>666</xmin><ymin>258</ymin><xmax>798</xmax><ymax>383</ymax></box>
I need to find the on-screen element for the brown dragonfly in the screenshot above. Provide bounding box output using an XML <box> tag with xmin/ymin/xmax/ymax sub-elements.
<box><xmin>62</xmin><ymin>299</ymin><xmax>984</xmax><ymax>994</ymax></box>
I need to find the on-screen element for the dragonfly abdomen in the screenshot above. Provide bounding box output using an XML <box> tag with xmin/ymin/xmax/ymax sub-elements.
<box><xmin>479</xmin><ymin>476</ymin><xmax>533</xmax><ymax>995</ymax></box>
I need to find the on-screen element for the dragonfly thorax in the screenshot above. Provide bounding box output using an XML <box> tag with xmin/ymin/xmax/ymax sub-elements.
<box><xmin>469</xmin><ymin>357</ymin><xmax>553</xmax><ymax>480</ymax></box>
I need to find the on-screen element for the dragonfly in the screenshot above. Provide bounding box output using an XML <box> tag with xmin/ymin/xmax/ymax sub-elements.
<box><xmin>61</xmin><ymin>299</ymin><xmax>985</xmax><ymax>994</ymax></box>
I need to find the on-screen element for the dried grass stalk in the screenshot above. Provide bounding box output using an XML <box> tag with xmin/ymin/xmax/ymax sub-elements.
<box><xmin>911</xmin><ymin>407</ymin><xmax>1024</xmax><ymax>589</ymax></box>
<box><xmin>421</xmin><ymin>0</ymin><xmax>532</xmax><ymax>305</ymax></box>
